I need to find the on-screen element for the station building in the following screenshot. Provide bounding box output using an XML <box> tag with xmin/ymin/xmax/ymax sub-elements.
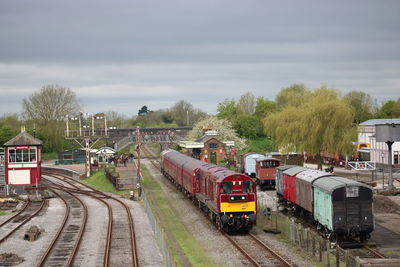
<box><xmin>178</xmin><ymin>130</ymin><xmax>235</xmax><ymax>165</ymax></box>
<box><xmin>358</xmin><ymin>119</ymin><xmax>400</xmax><ymax>167</ymax></box>
<box><xmin>3</xmin><ymin>131</ymin><xmax>42</xmax><ymax>194</ymax></box>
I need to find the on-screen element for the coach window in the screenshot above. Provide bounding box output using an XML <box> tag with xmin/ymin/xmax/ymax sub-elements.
<box><xmin>242</xmin><ymin>181</ymin><xmax>254</xmax><ymax>193</ymax></box>
<box><xmin>220</xmin><ymin>181</ymin><xmax>232</xmax><ymax>194</ymax></box>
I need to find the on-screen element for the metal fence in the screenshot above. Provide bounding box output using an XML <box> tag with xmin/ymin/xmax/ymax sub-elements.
<box><xmin>142</xmin><ymin>191</ymin><xmax>173</xmax><ymax>267</ymax></box>
<box><xmin>258</xmin><ymin>204</ymin><xmax>365</xmax><ymax>267</ymax></box>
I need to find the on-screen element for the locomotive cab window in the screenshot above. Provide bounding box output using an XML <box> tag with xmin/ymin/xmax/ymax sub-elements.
<box><xmin>242</xmin><ymin>181</ymin><xmax>254</xmax><ymax>193</ymax></box>
<box><xmin>220</xmin><ymin>182</ymin><xmax>232</xmax><ymax>194</ymax></box>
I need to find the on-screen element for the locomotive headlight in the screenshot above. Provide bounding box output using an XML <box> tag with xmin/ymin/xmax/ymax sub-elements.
<box><xmin>242</xmin><ymin>196</ymin><xmax>245</xmax><ymax>200</ymax></box>
<box><xmin>231</xmin><ymin>197</ymin><xmax>234</xmax><ymax>200</ymax></box>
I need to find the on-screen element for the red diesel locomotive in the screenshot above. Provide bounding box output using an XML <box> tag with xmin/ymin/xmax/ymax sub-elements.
<box><xmin>161</xmin><ymin>150</ymin><xmax>257</xmax><ymax>232</ymax></box>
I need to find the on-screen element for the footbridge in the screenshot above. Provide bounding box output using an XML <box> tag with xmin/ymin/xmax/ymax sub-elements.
<box><xmin>110</xmin><ymin>126</ymin><xmax>192</xmax><ymax>152</ymax></box>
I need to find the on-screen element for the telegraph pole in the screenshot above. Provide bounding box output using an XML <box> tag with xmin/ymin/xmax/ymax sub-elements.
<box><xmin>136</xmin><ymin>126</ymin><xmax>141</xmax><ymax>178</ymax></box>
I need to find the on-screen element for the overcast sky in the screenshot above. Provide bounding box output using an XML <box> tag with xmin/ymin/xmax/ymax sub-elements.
<box><xmin>1</xmin><ymin>0</ymin><xmax>399</xmax><ymax>117</ymax></box>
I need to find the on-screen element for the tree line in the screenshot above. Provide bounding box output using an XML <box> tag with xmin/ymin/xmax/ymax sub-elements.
<box><xmin>0</xmin><ymin>83</ymin><xmax>399</xmax><ymax>159</ymax></box>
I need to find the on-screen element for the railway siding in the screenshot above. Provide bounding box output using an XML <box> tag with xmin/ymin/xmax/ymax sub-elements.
<box><xmin>42</xmin><ymin>166</ymin><xmax>164</xmax><ymax>267</ymax></box>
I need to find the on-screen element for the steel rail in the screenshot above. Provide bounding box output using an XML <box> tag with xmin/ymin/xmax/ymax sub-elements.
<box><xmin>0</xmin><ymin>201</ymin><xmax>29</xmax><ymax>227</ymax></box>
<box><xmin>0</xmin><ymin>200</ymin><xmax>46</xmax><ymax>244</ymax></box>
<box><xmin>42</xmin><ymin>170</ymin><xmax>138</xmax><ymax>267</ymax></box>
<box><xmin>222</xmin><ymin>232</ymin><xmax>261</xmax><ymax>267</ymax></box>
<box><xmin>37</xmin><ymin>180</ymin><xmax>88</xmax><ymax>267</ymax></box>
<box><xmin>249</xmin><ymin>233</ymin><xmax>294</xmax><ymax>267</ymax></box>
<box><xmin>46</xmin><ymin>176</ymin><xmax>113</xmax><ymax>267</ymax></box>
<box><xmin>363</xmin><ymin>245</ymin><xmax>386</xmax><ymax>259</ymax></box>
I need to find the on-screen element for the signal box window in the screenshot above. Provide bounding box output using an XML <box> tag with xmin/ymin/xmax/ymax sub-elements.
<box><xmin>8</xmin><ymin>148</ymin><xmax>37</xmax><ymax>163</ymax></box>
<box><xmin>242</xmin><ymin>181</ymin><xmax>254</xmax><ymax>193</ymax></box>
<box><xmin>220</xmin><ymin>181</ymin><xmax>232</xmax><ymax>194</ymax></box>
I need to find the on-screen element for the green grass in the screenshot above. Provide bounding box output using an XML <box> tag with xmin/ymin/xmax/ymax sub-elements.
<box><xmin>141</xmin><ymin>165</ymin><xmax>215</xmax><ymax>267</ymax></box>
<box><xmin>41</xmin><ymin>152</ymin><xmax>58</xmax><ymax>160</ymax></box>
<box><xmin>81</xmin><ymin>169</ymin><xmax>132</xmax><ymax>196</ymax></box>
<box><xmin>0</xmin><ymin>211</ymin><xmax>11</xmax><ymax>216</ymax></box>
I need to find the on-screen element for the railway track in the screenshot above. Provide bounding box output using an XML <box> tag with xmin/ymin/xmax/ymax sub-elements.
<box><xmin>345</xmin><ymin>245</ymin><xmax>385</xmax><ymax>259</ymax></box>
<box><xmin>142</xmin><ymin>145</ymin><xmax>293</xmax><ymax>267</ymax></box>
<box><xmin>38</xmin><ymin>179</ymin><xmax>88</xmax><ymax>267</ymax></box>
<box><xmin>42</xmin><ymin>169</ymin><xmax>138</xmax><ymax>267</ymax></box>
<box><xmin>224</xmin><ymin>232</ymin><xmax>294</xmax><ymax>266</ymax></box>
<box><xmin>0</xmin><ymin>199</ymin><xmax>46</xmax><ymax>244</ymax></box>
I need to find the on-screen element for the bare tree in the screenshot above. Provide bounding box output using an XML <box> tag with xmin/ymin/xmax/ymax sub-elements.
<box><xmin>22</xmin><ymin>85</ymin><xmax>80</xmax><ymax>152</ymax></box>
<box><xmin>237</xmin><ymin>92</ymin><xmax>256</xmax><ymax>115</ymax></box>
<box><xmin>22</xmin><ymin>85</ymin><xmax>80</xmax><ymax>122</ymax></box>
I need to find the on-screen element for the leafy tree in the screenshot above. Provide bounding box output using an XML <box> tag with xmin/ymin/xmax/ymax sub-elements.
<box><xmin>254</xmin><ymin>97</ymin><xmax>277</xmax><ymax>118</ymax></box>
<box><xmin>242</xmin><ymin>137</ymin><xmax>275</xmax><ymax>153</ymax></box>
<box><xmin>343</xmin><ymin>91</ymin><xmax>374</xmax><ymax>124</ymax></box>
<box><xmin>188</xmin><ymin>116</ymin><xmax>246</xmax><ymax>150</ymax></box>
<box><xmin>233</xmin><ymin>115</ymin><xmax>263</xmax><ymax>139</ymax></box>
<box><xmin>275</xmin><ymin>84</ymin><xmax>310</xmax><ymax>109</ymax></box>
<box><xmin>0</xmin><ymin>126</ymin><xmax>18</xmax><ymax>146</ymax></box>
<box><xmin>375</xmin><ymin>99</ymin><xmax>400</xmax><ymax>118</ymax></box>
<box><xmin>216</xmin><ymin>98</ymin><xmax>237</xmax><ymax>120</ymax></box>
<box><xmin>237</xmin><ymin>92</ymin><xmax>256</xmax><ymax>115</ymax></box>
<box><xmin>22</xmin><ymin>85</ymin><xmax>81</xmax><ymax>153</ymax></box>
<box><xmin>265</xmin><ymin>86</ymin><xmax>356</xmax><ymax>169</ymax></box>
<box><xmin>138</xmin><ymin>105</ymin><xmax>150</xmax><ymax>116</ymax></box>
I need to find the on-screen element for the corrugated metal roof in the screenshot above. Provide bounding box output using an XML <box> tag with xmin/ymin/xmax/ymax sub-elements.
<box><xmin>360</xmin><ymin>118</ymin><xmax>400</xmax><ymax>126</ymax></box>
<box><xmin>296</xmin><ymin>169</ymin><xmax>333</xmax><ymax>183</ymax></box>
<box><xmin>4</xmin><ymin>131</ymin><xmax>42</xmax><ymax>146</ymax></box>
<box><xmin>313</xmin><ymin>176</ymin><xmax>371</xmax><ymax>193</ymax></box>
<box><xmin>277</xmin><ymin>165</ymin><xmax>297</xmax><ymax>171</ymax></box>
<box><xmin>283</xmin><ymin>166</ymin><xmax>307</xmax><ymax>176</ymax></box>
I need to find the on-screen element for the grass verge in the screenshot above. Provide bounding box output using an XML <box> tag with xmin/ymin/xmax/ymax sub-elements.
<box><xmin>0</xmin><ymin>211</ymin><xmax>11</xmax><ymax>216</ymax></box>
<box><xmin>81</xmin><ymin>169</ymin><xmax>131</xmax><ymax>197</ymax></box>
<box><xmin>141</xmin><ymin>165</ymin><xmax>215</xmax><ymax>267</ymax></box>
<box><xmin>257</xmin><ymin>210</ymin><xmax>344</xmax><ymax>267</ymax></box>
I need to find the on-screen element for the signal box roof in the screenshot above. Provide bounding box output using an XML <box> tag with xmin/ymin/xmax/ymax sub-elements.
<box><xmin>4</xmin><ymin>131</ymin><xmax>42</xmax><ymax>146</ymax></box>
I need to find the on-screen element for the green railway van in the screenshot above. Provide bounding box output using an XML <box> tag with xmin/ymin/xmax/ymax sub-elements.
<box><xmin>313</xmin><ymin>176</ymin><xmax>374</xmax><ymax>241</ymax></box>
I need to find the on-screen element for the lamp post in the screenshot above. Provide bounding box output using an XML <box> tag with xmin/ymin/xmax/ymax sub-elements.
<box><xmin>136</xmin><ymin>126</ymin><xmax>141</xmax><ymax>197</ymax></box>
<box><xmin>376</xmin><ymin>123</ymin><xmax>400</xmax><ymax>191</ymax></box>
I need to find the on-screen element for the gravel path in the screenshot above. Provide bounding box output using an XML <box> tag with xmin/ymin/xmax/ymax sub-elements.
<box><xmin>144</xmin><ymin>159</ymin><xmax>316</xmax><ymax>267</ymax></box>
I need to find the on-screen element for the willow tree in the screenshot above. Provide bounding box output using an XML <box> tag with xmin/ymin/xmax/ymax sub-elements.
<box><xmin>265</xmin><ymin>86</ymin><xmax>357</xmax><ymax>169</ymax></box>
<box><xmin>275</xmin><ymin>83</ymin><xmax>310</xmax><ymax>109</ymax></box>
